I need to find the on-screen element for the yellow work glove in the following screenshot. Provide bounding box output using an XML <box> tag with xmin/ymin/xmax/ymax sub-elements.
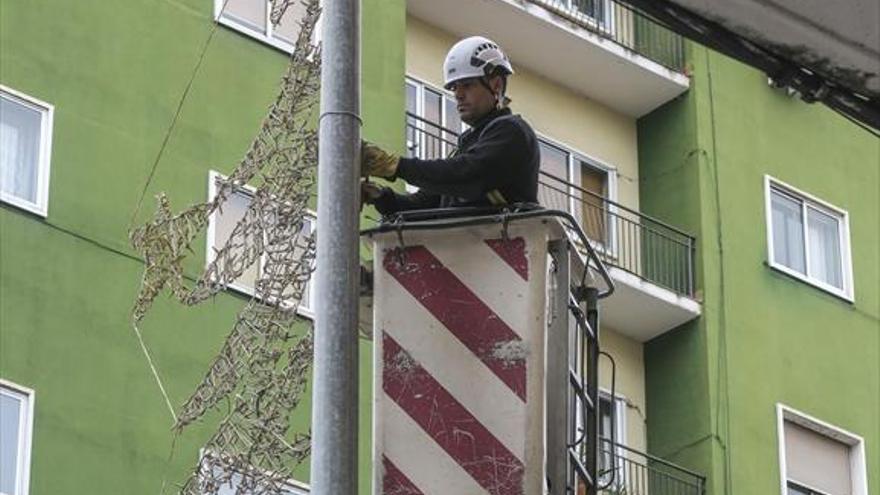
<box><xmin>360</xmin><ymin>180</ymin><xmax>384</xmax><ymax>211</ymax></box>
<box><xmin>361</xmin><ymin>141</ymin><xmax>399</xmax><ymax>179</ymax></box>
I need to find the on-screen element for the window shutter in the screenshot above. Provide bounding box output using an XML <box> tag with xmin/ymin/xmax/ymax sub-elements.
<box><xmin>785</xmin><ymin>420</ymin><xmax>852</xmax><ymax>495</ymax></box>
<box><xmin>577</xmin><ymin>161</ymin><xmax>607</xmax><ymax>244</ymax></box>
<box><xmin>223</xmin><ymin>0</ymin><xmax>267</xmax><ymax>31</ymax></box>
<box><xmin>272</xmin><ymin>0</ymin><xmax>308</xmax><ymax>43</ymax></box>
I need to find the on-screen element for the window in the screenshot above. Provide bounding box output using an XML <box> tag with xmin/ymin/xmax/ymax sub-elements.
<box><xmin>0</xmin><ymin>380</ymin><xmax>34</xmax><ymax>495</ymax></box>
<box><xmin>210</xmin><ymin>472</ymin><xmax>307</xmax><ymax>495</ymax></box>
<box><xmin>199</xmin><ymin>452</ymin><xmax>309</xmax><ymax>494</ymax></box>
<box><xmin>214</xmin><ymin>0</ymin><xmax>318</xmax><ymax>54</ymax></box>
<box><xmin>206</xmin><ymin>172</ymin><xmax>315</xmax><ymax>317</ymax></box>
<box><xmin>597</xmin><ymin>392</ymin><xmax>626</xmax><ymax>487</ymax></box>
<box><xmin>765</xmin><ymin>176</ymin><xmax>853</xmax><ymax>300</ymax></box>
<box><xmin>0</xmin><ymin>86</ymin><xmax>53</xmax><ymax>217</ymax></box>
<box><xmin>777</xmin><ymin>404</ymin><xmax>868</xmax><ymax>495</ymax></box>
<box><xmin>537</xmin><ymin>139</ymin><xmax>616</xmax><ymax>250</ymax></box>
<box><xmin>405</xmin><ymin>77</ymin><xmax>462</xmax><ymax>161</ymax></box>
<box><xmin>567</xmin><ymin>0</ymin><xmax>614</xmax><ymax>33</ymax></box>
<box><xmin>787</xmin><ymin>482</ymin><xmax>830</xmax><ymax>495</ymax></box>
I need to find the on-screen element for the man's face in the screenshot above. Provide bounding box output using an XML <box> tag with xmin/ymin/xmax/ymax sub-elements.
<box><xmin>451</xmin><ymin>76</ymin><xmax>503</xmax><ymax>125</ymax></box>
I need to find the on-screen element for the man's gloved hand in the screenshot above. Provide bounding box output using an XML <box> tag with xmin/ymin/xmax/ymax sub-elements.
<box><xmin>360</xmin><ymin>180</ymin><xmax>384</xmax><ymax>211</ymax></box>
<box><xmin>361</xmin><ymin>141</ymin><xmax>399</xmax><ymax>179</ymax></box>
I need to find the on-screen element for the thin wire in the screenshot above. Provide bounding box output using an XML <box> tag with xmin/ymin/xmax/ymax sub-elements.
<box><xmin>128</xmin><ymin>0</ymin><xmax>231</xmax><ymax>229</ymax></box>
<box><xmin>134</xmin><ymin>322</ymin><xmax>179</xmax><ymax>424</ymax></box>
<box><xmin>157</xmin><ymin>433</ymin><xmax>181</xmax><ymax>495</ymax></box>
<box><xmin>127</xmin><ymin>0</ymin><xmax>235</xmax><ymax>439</ymax></box>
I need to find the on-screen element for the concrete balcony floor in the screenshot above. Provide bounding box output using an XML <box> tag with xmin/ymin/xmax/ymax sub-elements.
<box><xmin>407</xmin><ymin>0</ymin><xmax>690</xmax><ymax>117</ymax></box>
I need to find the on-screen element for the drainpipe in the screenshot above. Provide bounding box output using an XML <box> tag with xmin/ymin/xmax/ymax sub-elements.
<box><xmin>310</xmin><ymin>0</ymin><xmax>361</xmax><ymax>493</ymax></box>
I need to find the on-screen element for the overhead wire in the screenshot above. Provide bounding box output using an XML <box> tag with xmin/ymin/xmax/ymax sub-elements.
<box><xmin>619</xmin><ymin>0</ymin><xmax>880</xmax><ymax>136</ymax></box>
<box><xmin>128</xmin><ymin>0</ymin><xmax>232</xmax><ymax>230</ymax></box>
<box><xmin>127</xmin><ymin>0</ymin><xmax>233</xmax><ymax>444</ymax></box>
<box><xmin>127</xmin><ymin>1</ymin><xmax>324</xmax><ymax>492</ymax></box>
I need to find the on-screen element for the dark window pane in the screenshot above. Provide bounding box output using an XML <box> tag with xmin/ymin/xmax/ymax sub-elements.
<box><xmin>578</xmin><ymin>161</ymin><xmax>608</xmax><ymax>244</ymax></box>
<box><xmin>444</xmin><ymin>97</ymin><xmax>461</xmax><ymax>132</ymax></box>
<box><xmin>405</xmin><ymin>83</ymin><xmax>418</xmax><ymax>157</ymax></box>
<box><xmin>405</xmin><ymin>83</ymin><xmax>417</xmax><ymax>115</ymax></box>
<box><xmin>786</xmin><ymin>482</ymin><xmax>814</xmax><ymax>495</ymax></box>
<box><xmin>423</xmin><ymin>89</ymin><xmax>442</xmax><ymax>126</ymax></box>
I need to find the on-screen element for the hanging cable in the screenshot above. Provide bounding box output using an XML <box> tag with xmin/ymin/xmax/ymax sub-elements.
<box><xmin>128</xmin><ymin>0</ymin><xmax>233</xmax><ymax>229</ymax></box>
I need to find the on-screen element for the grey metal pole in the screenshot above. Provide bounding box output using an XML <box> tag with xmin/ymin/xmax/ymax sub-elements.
<box><xmin>310</xmin><ymin>0</ymin><xmax>361</xmax><ymax>492</ymax></box>
<box><xmin>585</xmin><ymin>286</ymin><xmax>600</xmax><ymax>495</ymax></box>
<box><xmin>546</xmin><ymin>240</ymin><xmax>571</xmax><ymax>494</ymax></box>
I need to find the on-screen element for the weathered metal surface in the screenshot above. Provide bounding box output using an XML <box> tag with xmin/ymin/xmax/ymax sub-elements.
<box><xmin>665</xmin><ymin>0</ymin><xmax>879</xmax><ymax>98</ymax></box>
<box><xmin>309</xmin><ymin>0</ymin><xmax>362</xmax><ymax>492</ymax></box>
<box><xmin>370</xmin><ymin>220</ymin><xmax>556</xmax><ymax>495</ymax></box>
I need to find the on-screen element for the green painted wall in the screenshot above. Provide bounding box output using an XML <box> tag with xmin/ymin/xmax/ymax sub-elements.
<box><xmin>0</xmin><ymin>0</ymin><xmax>405</xmax><ymax>493</ymax></box>
<box><xmin>640</xmin><ymin>43</ymin><xmax>880</xmax><ymax>495</ymax></box>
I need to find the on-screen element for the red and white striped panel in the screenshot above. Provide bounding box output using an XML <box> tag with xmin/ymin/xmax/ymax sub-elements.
<box><xmin>373</xmin><ymin>226</ymin><xmax>549</xmax><ymax>495</ymax></box>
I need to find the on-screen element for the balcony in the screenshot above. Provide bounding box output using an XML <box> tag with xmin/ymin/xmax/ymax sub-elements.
<box><xmin>538</xmin><ymin>172</ymin><xmax>695</xmax><ymax>297</ymax></box>
<box><xmin>407</xmin><ymin>0</ymin><xmax>690</xmax><ymax>116</ymax></box>
<box><xmin>405</xmin><ymin>114</ymin><xmax>701</xmax><ymax>340</ymax></box>
<box><xmin>593</xmin><ymin>438</ymin><xmax>706</xmax><ymax>495</ymax></box>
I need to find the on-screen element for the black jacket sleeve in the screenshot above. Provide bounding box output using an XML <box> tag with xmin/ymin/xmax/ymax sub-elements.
<box><xmin>371</xmin><ymin>187</ymin><xmax>441</xmax><ymax>216</ymax></box>
<box><xmin>395</xmin><ymin>119</ymin><xmax>528</xmax><ymax>200</ymax></box>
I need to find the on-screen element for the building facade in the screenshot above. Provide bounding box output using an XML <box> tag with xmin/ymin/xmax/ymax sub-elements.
<box><xmin>640</xmin><ymin>42</ymin><xmax>879</xmax><ymax>495</ymax></box>
<box><xmin>0</xmin><ymin>0</ymin><xmax>400</xmax><ymax>493</ymax></box>
<box><xmin>0</xmin><ymin>0</ymin><xmax>876</xmax><ymax>494</ymax></box>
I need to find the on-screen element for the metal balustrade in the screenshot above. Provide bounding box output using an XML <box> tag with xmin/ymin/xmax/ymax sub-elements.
<box><xmin>523</xmin><ymin>0</ymin><xmax>686</xmax><ymax>72</ymax></box>
<box><xmin>405</xmin><ymin>112</ymin><xmax>459</xmax><ymax>160</ymax></box>
<box><xmin>596</xmin><ymin>438</ymin><xmax>706</xmax><ymax>495</ymax></box>
<box><xmin>404</xmin><ymin>114</ymin><xmax>697</xmax><ymax>298</ymax></box>
<box><xmin>538</xmin><ymin>172</ymin><xmax>696</xmax><ymax>297</ymax></box>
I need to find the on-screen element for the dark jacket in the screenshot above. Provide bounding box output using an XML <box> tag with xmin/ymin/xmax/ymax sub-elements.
<box><xmin>373</xmin><ymin>107</ymin><xmax>540</xmax><ymax>215</ymax></box>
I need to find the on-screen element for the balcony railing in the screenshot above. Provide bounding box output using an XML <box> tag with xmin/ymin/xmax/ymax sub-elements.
<box><xmin>594</xmin><ymin>438</ymin><xmax>706</xmax><ymax>495</ymax></box>
<box><xmin>405</xmin><ymin>113</ymin><xmax>697</xmax><ymax>298</ymax></box>
<box><xmin>523</xmin><ymin>0</ymin><xmax>686</xmax><ymax>72</ymax></box>
<box><xmin>405</xmin><ymin>112</ymin><xmax>458</xmax><ymax>161</ymax></box>
<box><xmin>538</xmin><ymin>172</ymin><xmax>696</xmax><ymax>297</ymax></box>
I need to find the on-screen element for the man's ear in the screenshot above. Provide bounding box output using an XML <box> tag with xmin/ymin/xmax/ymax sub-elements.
<box><xmin>489</xmin><ymin>75</ymin><xmax>505</xmax><ymax>94</ymax></box>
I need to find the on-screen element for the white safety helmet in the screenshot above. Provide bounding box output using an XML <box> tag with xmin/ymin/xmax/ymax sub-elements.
<box><xmin>443</xmin><ymin>36</ymin><xmax>514</xmax><ymax>90</ymax></box>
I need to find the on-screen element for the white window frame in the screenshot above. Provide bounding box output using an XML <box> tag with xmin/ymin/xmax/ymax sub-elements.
<box><xmin>404</xmin><ymin>76</ymin><xmax>463</xmax><ymax>160</ymax></box>
<box><xmin>404</xmin><ymin>76</ymin><xmax>465</xmax><ymax>193</ymax></box>
<box><xmin>0</xmin><ymin>85</ymin><xmax>54</xmax><ymax>217</ymax></box>
<box><xmin>206</xmin><ymin>171</ymin><xmax>316</xmax><ymax>318</ymax></box>
<box><xmin>776</xmin><ymin>403</ymin><xmax>868</xmax><ymax>495</ymax></box>
<box><xmin>404</xmin><ymin>76</ymin><xmax>463</xmax><ymax>131</ymax></box>
<box><xmin>198</xmin><ymin>449</ymin><xmax>310</xmax><ymax>494</ymax></box>
<box><xmin>764</xmin><ymin>175</ymin><xmax>854</xmax><ymax>301</ymax></box>
<box><xmin>213</xmin><ymin>0</ymin><xmax>321</xmax><ymax>54</ymax></box>
<box><xmin>0</xmin><ymin>379</ymin><xmax>35</xmax><ymax>495</ymax></box>
<box><xmin>537</xmin><ymin>133</ymin><xmax>619</xmax><ymax>255</ymax></box>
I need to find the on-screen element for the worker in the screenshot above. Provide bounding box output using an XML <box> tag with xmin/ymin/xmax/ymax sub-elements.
<box><xmin>360</xmin><ymin>36</ymin><xmax>540</xmax><ymax>215</ymax></box>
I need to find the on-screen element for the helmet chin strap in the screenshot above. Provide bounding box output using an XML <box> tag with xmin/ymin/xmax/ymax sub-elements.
<box><xmin>478</xmin><ymin>73</ymin><xmax>508</xmax><ymax>109</ymax></box>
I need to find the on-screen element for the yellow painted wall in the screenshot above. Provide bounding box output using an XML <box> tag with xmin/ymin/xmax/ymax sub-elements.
<box><xmin>599</xmin><ymin>325</ymin><xmax>647</xmax><ymax>453</ymax></box>
<box><xmin>407</xmin><ymin>15</ymin><xmax>647</xmax><ymax>452</ymax></box>
<box><xmin>405</xmin><ymin>15</ymin><xmax>640</xmax><ymax>211</ymax></box>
